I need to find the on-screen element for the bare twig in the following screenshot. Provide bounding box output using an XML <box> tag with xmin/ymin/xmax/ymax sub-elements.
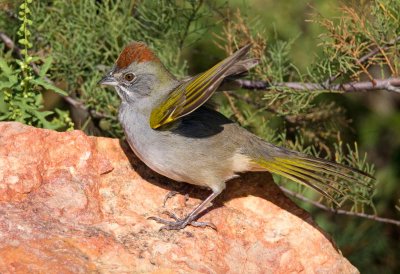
<box><xmin>229</xmin><ymin>79</ymin><xmax>268</xmax><ymax>90</ymax></box>
<box><xmin>222</xmin><ymin>91</ymin><xmax>246</xmax><ymax>124</ymax></box>
<box><xmin>232</xmin><ymin>78</ymin><xmax>400</xmax><ymax>93</ymax></box>
<box><xmin>0</xmin><ymin>32</ymin><xmax>19</xmax><ymax>55</ymax></box>
<box><xmin>63</xmin><ymin>96</ymin><xmax>114</xmax><ymax>119</ymax></box>
<box><xmin>280</xmin><ymin>186</ymin><xmax>400</xmax><ymax>226</ymax></box>
<box><xmin>358</xmin><ymin>36</ymin><xmax>400</xmax><ymax>64</ymax></box>
<box><xmin>0</xmin><ymin>31</ymin><xmax>114</xmax><ymax>121</ymax></box>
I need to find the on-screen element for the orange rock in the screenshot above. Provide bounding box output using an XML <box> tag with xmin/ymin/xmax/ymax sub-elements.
<box><xmin>0</xmin><ymin>122</ymin><xmax>358</xmax><ymax>273</ymax></box>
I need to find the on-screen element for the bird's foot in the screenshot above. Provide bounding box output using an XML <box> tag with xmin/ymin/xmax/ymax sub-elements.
<box><xmin>148</xmin><ymin>210</ymin><xmax>216</xmax><ymax>231</ymax></box>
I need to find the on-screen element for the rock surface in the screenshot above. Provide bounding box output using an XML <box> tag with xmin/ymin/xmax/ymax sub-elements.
<box><xmin>0</xmin><ymin>122</ymin><xmax>358</xmax><ymax>273</ymax></box>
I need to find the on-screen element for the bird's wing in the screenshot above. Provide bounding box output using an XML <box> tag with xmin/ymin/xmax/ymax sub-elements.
<box><xmin>149</xmin><ymin>44</ymin><xmax>257</xmax><ymax>129</ymax></box>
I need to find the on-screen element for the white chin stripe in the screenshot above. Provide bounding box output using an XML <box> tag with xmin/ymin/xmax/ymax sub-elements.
<box><xmin>116</xmin><ymin>86</ymin><xmax>126</xmax><ymax>98</ymax></box>
<box><xmin>116</xmin><ymin>85</ymin><xmax>135</xmax><ymax>102</ymax></box>
<box><xmin>119</xmin><ymin>85</ymin><xmax>130</xmax><ymax>94</ymax></box>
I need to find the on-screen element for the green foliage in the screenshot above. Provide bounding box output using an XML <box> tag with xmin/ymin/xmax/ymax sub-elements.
<box><xmin>262</xmin><ymin>37</ymin><xmax>330</xmax><ymax>116</ymax></box>
<box><xmin>311</xmin><ymin>0</ymin><xmax>400</xmax><ymax>80</ymax></box>
<box><xmin>0</xmin><ymin>0</ymin><xmax>72</xmax><ymax>129</ymax></box>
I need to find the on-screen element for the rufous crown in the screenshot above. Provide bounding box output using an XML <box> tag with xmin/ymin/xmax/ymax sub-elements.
<box><xmin>115</xmin><ymin>42</ymin><xmax>158</xmax><ymax>69</ymax></box>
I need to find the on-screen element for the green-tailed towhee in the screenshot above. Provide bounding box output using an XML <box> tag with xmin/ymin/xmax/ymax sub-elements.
<box><xmin>99</xmin><ymin>42</ymin><xmax>373</xmax><ymax>230</ymax></box>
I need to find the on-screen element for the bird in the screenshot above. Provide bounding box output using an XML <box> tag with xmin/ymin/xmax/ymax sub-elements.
<box><xmin>99</xmin><ymin>41</ymin><xmax>373</xmax><ymax>230</ymax></box>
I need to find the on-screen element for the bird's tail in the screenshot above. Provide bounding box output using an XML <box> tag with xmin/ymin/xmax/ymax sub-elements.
<box><xmin>247</xmin><ymin>141</ymin><xmax>374</xmax><ymax>205</ymax></box>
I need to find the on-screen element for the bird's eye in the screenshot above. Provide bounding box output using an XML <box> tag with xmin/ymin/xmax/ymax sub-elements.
<box><xmin>124</xmin><ymin>73</ymin><xmax>136</xmax><ymax>82</ymax></box>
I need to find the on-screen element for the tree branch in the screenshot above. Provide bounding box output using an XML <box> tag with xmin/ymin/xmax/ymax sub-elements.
<box><xmin>280</xmin><ymin>186</ymin><xmax>400</xmax><ymax>226</ymax></box>
<box><xmin>232</xmin><ymin>78</ymin><xmax>400</xmax><ymax>93</ymax></box>
<box><xmin>358</xmin><ymin>36</ymin><xmax>400</xmax><ymax>64</ymax></box>
<box><xmin>225</xmin><ymin>36</ymin><xmax>400</xmax><ymax>92</ymax></box>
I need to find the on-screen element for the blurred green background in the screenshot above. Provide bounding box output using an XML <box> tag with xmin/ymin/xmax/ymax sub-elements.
<box><xmin>0</xmin><ymin>0</ymin><xmax>399</xmax><ymax>272</ymax></box>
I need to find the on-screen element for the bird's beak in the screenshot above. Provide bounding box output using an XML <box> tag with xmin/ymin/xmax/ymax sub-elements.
<box><xmin>98</xmin><ymin>74</ymin><xmax>118</xmax><ymax>86</ymax></box>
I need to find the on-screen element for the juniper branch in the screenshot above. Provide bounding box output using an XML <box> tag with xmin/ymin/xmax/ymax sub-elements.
<box><xmin>281</xmin><ymin>187</ymin><xmax>400</xmax><ymax>226</ymax></box>
<box><xmin>232</xmin><ymin>78</ymin><xmax>400</xmax><ymax>93</ymax></box>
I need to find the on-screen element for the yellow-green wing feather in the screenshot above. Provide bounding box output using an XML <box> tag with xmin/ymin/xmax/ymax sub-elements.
<box><xmin>150</xmin><ymin>45</ymin><xmax>252</xmax><ymax>129</ymax></box>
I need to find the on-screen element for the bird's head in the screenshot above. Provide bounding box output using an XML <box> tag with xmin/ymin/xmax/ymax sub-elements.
<box><xmin>99</xmin><ymin>42</ymin><xmax>175</xmax><ymax>104</ymax></box>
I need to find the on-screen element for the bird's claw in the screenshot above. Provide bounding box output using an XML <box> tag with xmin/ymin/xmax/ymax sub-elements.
<box><xmin>148</xmin><ymin>211</ymin><xmax>216</xmax><ymax>231</ymax></box>
<box><xmin>163</xmin><ymin>190</ymin><xmax>190</xmax><ymax>207</ymax></box>
<box><xmin>162</xmin><ymin>191</ymin><xmax>179</xmax><ymax>207</ymax></box>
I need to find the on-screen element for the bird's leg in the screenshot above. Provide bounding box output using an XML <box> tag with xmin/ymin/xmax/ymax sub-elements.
<box><xmin>149</xmin><ymin>190</ymin><xmax>221</xmax><ymax>230</ymax></box>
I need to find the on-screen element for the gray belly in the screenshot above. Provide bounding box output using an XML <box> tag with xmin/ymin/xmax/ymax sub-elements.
<box><xmin>119</xmin><ymin>104</ymin><xmax>249</xmax><ymax>189</ymax></box>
